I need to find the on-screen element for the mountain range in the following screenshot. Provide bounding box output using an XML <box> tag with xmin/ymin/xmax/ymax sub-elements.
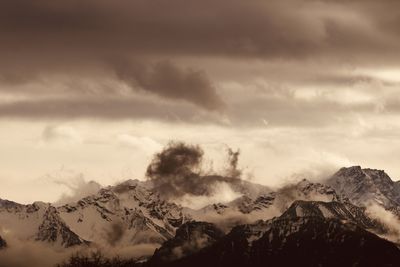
<box><xmin>1</xmin><ymin>166</ymin><xmax>400</xmax><ymax>266</ymax></box>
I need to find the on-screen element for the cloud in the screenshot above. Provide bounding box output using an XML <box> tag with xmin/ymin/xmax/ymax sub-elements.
<box><xmin>116</xmin><ymin>134</ymin><xmax>162</xmax><ymax>154</ymax></box>
<box><xmin>176</xmin><ymin>182</ymin><xmax>242</xmax><ymax>210</ymax></box>
<box><xmin>1</xmin><ymin>0</ymin><xmax>398</xmax><ymax>62</ymax></box>
<box><xmin>224</xmin><ymin>147</ymin><xmax>241</xmax><ymax>178</ymax></box>
<box><xmin>146</xmin><ymin>141</ymin><xmax>205</xmax><ymax>199</ymax></box>
<box><xmin>146</xmin><ymin>142</ymin><xmax>256</xmax><ymax>201</ymax></box>
<box><xmin>0</xmin><ymin>95</ymin><xmax>228</xmax><ymax>124</ymax></box>
<box><xmin>112</xmin><ymin>59</ymin><xmax>225</xmax><ymax>110</ymax></box>
<box><xmin>0</xmin><ymin>236</ymin><xmax>75</xmax><ymax>267</ymax></box>
<box><xmin>0</xmin><ymin>0</ymin><xmax>399</xmax><ymax>123</ymax></box>
<box><xmin>51</xmin><ymin>170</ymin><xmax>102</xmax><ymax>206</ymax></box>
<box><xmin>42</xmin><ymin>125</ymin><xmax>82</xmax><ymax>145</ymax></box>
<box><xmin>366</xmin><ymin>204</ymin><xmax>400</xmax><ymax>243</ymax></box>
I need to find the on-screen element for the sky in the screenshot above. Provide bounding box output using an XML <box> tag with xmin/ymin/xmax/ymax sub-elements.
<box><xmin>1</xmin><ymin>0</ymin><xmax>400</xmax><ymax>203</ymax></box>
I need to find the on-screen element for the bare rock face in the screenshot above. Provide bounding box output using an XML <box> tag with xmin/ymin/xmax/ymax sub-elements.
<box><xmin>327</xmin><ymin>166</ymin><xmax>400</xmax><ymax>215</ymax></box>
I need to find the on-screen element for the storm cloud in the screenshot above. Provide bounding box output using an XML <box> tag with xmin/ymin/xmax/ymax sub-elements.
<box><xmin>112</xmin><ymin>60</ymin><xmax>225</xmax><ymax>110</ymax></box>
<box><xmin>1</xmin><ymin>0</ymin><xmax>399</xmax><ymax>61</ymax></box>
<box><xmin>146</xmin><ymin>142</ymin><xmax>253</xmax><ymax>200</ymax></box>
<box><xmin>0</xmin><ymin>0</ymin><xmax>400</xmax><ymax>121</ymax></box>
<box><xmin>146</xmin><ymin>142</ymin><xmax>206</xmax><ymax>199</ymax></box>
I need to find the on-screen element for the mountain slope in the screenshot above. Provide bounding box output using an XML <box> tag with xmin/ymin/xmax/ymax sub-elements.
<box><xmin>57</xmin><ymin>179</ymin><xmax>189</xmax><ymax>246</ymax></box>
<box><xmin>0</xmin><ymin>200</ymin><xmax>85</xmax><ymax>248</ymax></box>
<box><xmin>327</xmin><ymin>166</ymin><xmax>400</xmax><ymax>215</ymax></box>
<box><xmin>187</xmin><ymin>179</ymin><xmax>342</xmax><ymax>226</ymax></box>
<box><xmin>152</xmin><ymin>201</ymin><xmax>400</xmax><ymax>267</ymax></box>
<box><xmin>280</xmin><ymin>200</ymin><xmax>383</xmax><ymax>231</ymax></box>
<box><xmin>150</xmin><ymin>221</ymin><xmax>225</xmax><ymax>263</ymax></box>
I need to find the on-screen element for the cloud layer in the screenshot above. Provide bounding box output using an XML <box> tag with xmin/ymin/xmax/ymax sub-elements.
<box><xmin>0</xmin><ymin>0</ymin><xmax>400</xmax><ymax>122</ymax></box>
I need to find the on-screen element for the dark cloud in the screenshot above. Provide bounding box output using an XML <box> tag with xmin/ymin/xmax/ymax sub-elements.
<box><xmin>225</xmin><ymin>148</ymin><xmax>241</xmax><ymax>178</ymax></box>
<box><xmin>0</xmin><ymin>92</ymin><xmax>385</xmax><ymax>128</ymax></box>
<box><xmin>0</xmin><ymin>97</ymin><xmax>224</xmax><ymax>123</ymax></box>
<box><xmin>112</xmin><ymin>59</ymin><xmax>225</xmax><ymax>110</ymax></box>
<box><xmin>0</xmin><ymin>0</ymin><xmax>399</xmax><ymax>122</ymax></box>
<box><xmin>146</xmin><ymin>142</ymin><xmax>206</xmax><ymax>199</ymax></box>
<box><xmin>145</xmin><ymin>142</ymin><xmax>270</xmax><ymax>200</ymax></box>
<box><xmin>1</xmin><ymin>0</ymin><xmax>398</xmax><ymax>61</ymax></box>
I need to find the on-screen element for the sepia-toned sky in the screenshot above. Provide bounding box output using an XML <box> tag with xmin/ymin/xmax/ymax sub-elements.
<box><xmin>1</xmin><ymin>0</ymin><xmax>400</xmax><ymax>203</ymax></box>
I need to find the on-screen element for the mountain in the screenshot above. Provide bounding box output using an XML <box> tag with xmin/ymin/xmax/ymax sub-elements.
<box><xmin>57</xmin><ymin>179</ymin><xmax>189</xmax><ymax>246</ymax></box>
<box><xmin>187</xmin><ymin>179</ymin><xmax>342</xmax><ymax>226</ymax></box>
<box><xmin>150</xmin><ymin>221</ymin><xmax>225</xmax><ymax>264</ymax></box>
<box><xmin>36</xmin><ymin>205</ymin><xmax>88</xmax><ymax>247</ymax></box>
<box><xmin>2</xmin><ymin>168</ymin><xmax>400</xmax><ymax>265</ymax></box>
<box><xmin>0</xmin><ymin>200</ymin><xmax>86</xmax><ymax>248</ymax></box>
<box><xmin>0</xmin><ymin>179</ymin><xmax>191</xmax><ymax>249</ymax></box>
<box><xmin>150</xmin><ymin>200</ymin><xmax>400</xmax><ymax>267</ymax></box>
<box><xmin>0</xmin><ymin>177</ymin><xmax>270</xmax><ymax>250</ymax></box>
<box><xmin>280</xmin><ymin>200</ymin><xmax>384</xmax><ymax>232</ymax></box>
<box><xmin>327</xmin><ymin>166</ymin><xmax>400</xmax><ymax>215</ymax></box>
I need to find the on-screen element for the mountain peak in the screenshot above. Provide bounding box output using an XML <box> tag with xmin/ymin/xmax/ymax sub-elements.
<box><xmin>335</xmin><ymin>166</ymin><xmax>392</xmax><ymax>183</ymax></box>
<box><xmin>36</xmin><ymin>205</ymin><xmax>87</xmax><ymax>247</ymax></box>
<box><xmin>336</xmin><ymin>166</ymin><xmax>364</xmax><ymax>176</ymax></box>
<box><xmin>327</xmin><ymin>166</ymin><xmax>400</xmax><ymax>213</ymax></box>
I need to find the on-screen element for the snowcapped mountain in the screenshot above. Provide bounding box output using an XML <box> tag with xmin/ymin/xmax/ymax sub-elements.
<box><xmin>327</xmin><ymin>166</ymin><xmax>400</xmax><ymax>215</ymax></box>
<box><xmin>148</xmin><ymin>200</ymin><xmax>400</xmax><ymax>267</ymax></box>
<box><xmin>187</xmin><ymin>179</ymin><xmax>341</xmax><ymax>224</ymax></box>
<box><xmin>0</xmin><ymin>177</ymin><xmax>269</xmax><ymax>250</ymax></box>
<box><xmin>0</xmin><ymin>200</ymin><xmax>86</xmax><ymax>248</ymax></box>
<box><xmin>57</xmin><ymin>179</ymin><xmax>189</xmax><ymax>246</ymax></box>
<box><xmin>0</xmin><ymin>179</ymin><xmax>190</xmax><ymax>249</ymax></box>
<box><xmin>2</xmin><ymin>166</ymin><xmax>400</xmax><ymax>265</ymax></box>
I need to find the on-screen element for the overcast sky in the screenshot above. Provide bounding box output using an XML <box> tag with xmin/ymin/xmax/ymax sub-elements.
<box><xmin>1</xmin><ymin>0</ymin><xmax>400</xmax><ymax>203</ymax></box>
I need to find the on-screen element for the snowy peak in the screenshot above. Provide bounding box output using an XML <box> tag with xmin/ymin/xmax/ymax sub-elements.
<box><xmin>36</xmin><ymin>205</ymin><xmax>87</xmax><ymax>247</ymax></box>
<box><xmin>0</xmin><ymin>200</ymin><xmax>85</xmax><ymax>248</ymax></box>
<box><xmin>188</xmin><ymin>179</ymin><xmax>342</xmax><ymax>225</ymax></box>
<box><xmin>327</xmin><ymin>166</ymin><xmax>400</xmax><ymax>212</ymax></box>
<box><xmin>57</xmin><ymin>179</ymin><xmax>189</xmax><ymax>247</ymax></box>
<box><xmin>294</xmin><ymin>179</ymin><xmax>341</xmax><ymax>202</ymax></box>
